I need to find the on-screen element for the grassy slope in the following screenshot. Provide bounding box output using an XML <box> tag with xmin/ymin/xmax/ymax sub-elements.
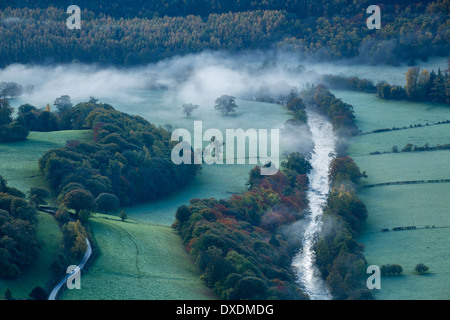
<box><xmin>0</xmin><ymin>130</ymin><xmax>91</xmax><ymax>299</ymax></box>
<box><xmin>334</xmin><ymin>90</ymin><xmax>450</xmax><ymax>300</ymax></box>
<box><xmin>62</xmin><ymin>214</ymin><xmax>214</xmax><ymax>300</ymax></box>
<box><xmin>0</xmin><ymin>130</ymin><xmax>93</xmax><ymax>195</ymax></box>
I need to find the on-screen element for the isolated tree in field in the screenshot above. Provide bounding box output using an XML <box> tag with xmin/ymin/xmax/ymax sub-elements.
<box><xmin>182</xmin><ymin>103</ymin><xmax>199</xmax><ymax>118</ymax></box>
<box><xmin>95</xmin><ymin>193</ymin><xmax>120</xmax><ymax>215</ymax></box>
<box><xmin>415</xmin><ymin>264</ymin><xmax>429</xmax><ymax>275</ymax></box>
<box><xmin>214</xmin><ymin>95</ymin><xmax>238</xmax><ymax>115</ymax></box>
<box><xmin>119</xmin><ymin>209</ymin><xmax>127</xmax><ymax>221</ymax></box>
<box><xmin>28</xmin><ymin>187</ymin><xmax>50</xmax><ymax>207</ymax></box>
<box><xmin>62</xmin><ymin>188</ymin><xmax>96</xmax><ymax>217</ymax></box>
<box><xmin>54</xmin><ymin>95</ymin><xmax>73</xmax><ymax>114</ymax></box>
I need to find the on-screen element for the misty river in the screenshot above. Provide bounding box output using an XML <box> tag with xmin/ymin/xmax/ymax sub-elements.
<box><xmin>292</xmin><ymin>106</ymin><xmax>335</xmax><ymax>300</ymax></box>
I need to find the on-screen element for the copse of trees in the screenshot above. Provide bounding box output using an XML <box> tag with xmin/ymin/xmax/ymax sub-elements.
<box><xmin>381</xmin><ymin>264</ymin><xmax>403</xmax><ymax>276</ymax></box>
<box><xmin>0</xmin><ymin>99</ymin><xmax>29</xmax><ymax>142</ymax></box>
<box><xmin>0</xmin><ymin>82</ymin><xmax>23</xmax><ymax>99</ymax></box>
<box><xmin>17</xmin><ymin>103</ymin><xmax>59</xmax><ymax>132</ymax></box>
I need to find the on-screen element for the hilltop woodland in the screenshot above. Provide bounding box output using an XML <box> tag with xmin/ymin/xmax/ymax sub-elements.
<box><xmin>0</xmin><ymin>1</ymin><xmax>448</xmax><ymax>67</ymax></box>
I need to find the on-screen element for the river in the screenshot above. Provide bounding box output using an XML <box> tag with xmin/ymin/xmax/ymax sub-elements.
<box><xmin>292</xmin><ymin>106</ymin><xmax>336</xmax><ymax>300</ymax></box>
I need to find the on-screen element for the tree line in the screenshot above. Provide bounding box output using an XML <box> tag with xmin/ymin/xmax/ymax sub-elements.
<box><xmin>377</xmin><ymin>66</ymin><xmax>449</xmax><ymax>104</ymax></box>
<box><xmin>174</xmin><ymin>152</ymin><xmax>313</xmax><ymax>300</ymax></box>
<box><xmin>301</xmin><ymin>84</ymin><xmax>359</xmax><ymax>140</ymax></box>
<box><xmin>314</xmin><ymin>156</ymin><xmax>371</xmax><ymax>300</ymax></box>
<box><xmin>298</xmin><ymin>84</ymin><xmax>372</xmax><ymax>299</ymax></box>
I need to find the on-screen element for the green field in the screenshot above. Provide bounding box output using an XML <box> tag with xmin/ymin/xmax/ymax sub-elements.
<box><xmin>62</xmin><ymin>214</ymin><xmax>214</xmax><ymax>300</ymax></box>
<box><xmin>348</xmin><ymin>124</ymin><xmax>450</xmax><ymax>157</ymax></box>
<box><xmin>334</xmin><ymin>90</ymin><xmax>450</xmax><ymax>300</ymax></box>
<box><xmin>333</xmin><ymin>90</ymin><xmax>450</xmax><ymax>133</ymax></box>
<box><xmin>354</xmin><ymin>151</ymin><xmax>450</xmax><ymax>186</ymax></box>
<box><xmin>0</xmin><ymin>130</ymin><xmax>92</xmax><ymax>196</ymax></box>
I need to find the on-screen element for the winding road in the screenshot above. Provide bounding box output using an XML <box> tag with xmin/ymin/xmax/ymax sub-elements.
<box><xmin>48</xmin><ymin>238</ymin><xmax>92</xmax><ymax>300</ymax></box>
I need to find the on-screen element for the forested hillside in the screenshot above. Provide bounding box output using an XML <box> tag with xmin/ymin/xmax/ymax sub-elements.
<box><xmin>0</xmin><ymin>1</ymin><xmax>448</xmax><ymax>66</ymax></box>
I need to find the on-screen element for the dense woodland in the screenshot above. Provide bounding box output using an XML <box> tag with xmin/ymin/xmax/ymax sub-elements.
<box><xmin>174</xmin><ymin>153</ymin><xmax>313</xmax><ymax>300</ymax></box>
<box><xmin>0</xmin><ymin>1</ymin><xmax>448</xmax><ymax>66</ymax></box>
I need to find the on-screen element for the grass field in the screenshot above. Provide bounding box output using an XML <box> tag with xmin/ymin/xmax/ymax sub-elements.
<box><xmin>62</xmin><ymin>214</ymin><xmax>214</xmax><ymax>300</ymax></box>
<box><xmin>354</xmin><ymin>150</ymin><xmax>450</xmax><ymax>186</ymax></box>
<box><xmin>0</xmin><ymin>130</ymin><xmax>91</xmax><ymax>299</ymax></box>
<box><xmin>348</xmin><ymin>124</ymin><xmax>450</xmax><ymax>157</ymax></box>
<box><xmin>0</xmin><ymin>130</ymin><xmax>92</xmax><ymax>195</ymax></box>
<box><xmin>333</xmin><ymin>90</ymin><xmax>450</xmax><ymax>133</ymax></box>
<box><xmin>335</xmin><ymin>90</ymin><xmax>450</xmax><ymax>300</ymax></box>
